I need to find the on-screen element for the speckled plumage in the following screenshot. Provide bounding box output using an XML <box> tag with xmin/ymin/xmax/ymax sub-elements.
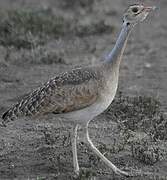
<box><xmin>1</xmin><ymin>4</ymin><xmax>154</xmax><ymax>176</ymax></box>
<box><xmin>2</xmin><ymin>65</ymin><xmax>105</xmax><ymax>125</ymax></box>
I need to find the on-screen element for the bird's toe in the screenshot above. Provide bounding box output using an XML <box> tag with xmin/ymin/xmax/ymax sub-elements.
<box><xmin>114</xmin><ymin>168</ymin><xmax>130</xmax><ymax>177</ymax></box>
<box><xmin>116</xmin><ymin>168</ymin><xmax>143</xmax><ymax>177</ymax></box>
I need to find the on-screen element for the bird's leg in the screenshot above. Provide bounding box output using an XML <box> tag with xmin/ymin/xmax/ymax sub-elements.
<box><xmin>83</xmin><ymin>123</ymin><xmax>129</xmax><ymax>177</ymax></box>
<box><xmin>71</xmin><ymin>124</ymin><xmax>79</xmax><ymax>175</ymax></box>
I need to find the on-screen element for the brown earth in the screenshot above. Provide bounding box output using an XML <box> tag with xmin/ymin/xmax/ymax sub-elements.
<box><xmin>0</xmin><ymin>0</ymin><xmax>167</xmax><ymax>179</ymax></box>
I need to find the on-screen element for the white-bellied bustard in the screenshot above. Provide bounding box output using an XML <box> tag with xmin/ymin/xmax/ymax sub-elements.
<box><xmin>1</xmin><ymin>4</ymin><xmax>156</xmax><ymax>177</ymax></box>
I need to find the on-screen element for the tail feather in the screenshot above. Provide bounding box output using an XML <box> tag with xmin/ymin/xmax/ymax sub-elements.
<box><xmin>1</xmin><ymin>108</ymin><xmax>16</xmax><ymax>127</ymax></box>
<box><xmin>2</xmin><ymin>110</ymin><xmax>9</xmax><ymax>120</ymax></box>
<box><xmin>1</xmin><ymin>111</ymin><xmax>8</xmax><ymax>127</ymax></box>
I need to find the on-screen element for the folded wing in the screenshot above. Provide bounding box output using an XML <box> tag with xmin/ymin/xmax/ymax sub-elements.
<box><xmin>2</xmin><ymin>67</ymin><xmax>102</xmax><ymax>126</ymax></box>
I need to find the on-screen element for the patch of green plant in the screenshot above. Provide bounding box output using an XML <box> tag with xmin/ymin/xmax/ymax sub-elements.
<box><xmin>150</xmin><ymin>114</ymin><xmax>167</xmax><ymax>141</ymax></box>
<box><xmin>76</xmin><ymin>20</ymin><xmax>115</xmax><ymax>37</ymax></box>
<box><xmin>0</xmin><ymin>8</ymin><xmax>115</xmax><ymax>49</ymax></box>
<box><xmin>105</xmin><ymin>92</ymin><xmax>167</xmax><ymax>140</ymax></box>
<box><xmin>104</xmin><ymin>93</ymin><xmax>167</xmax><ymax>165</ymax></box>
<box><xmin>0</xmin><ymin>8</ymin><xmax>70</xmax><ymax>49</ymax></box>
<box><xmin>76</xmin><ymin>168</ymin><xmax>96</xmax><ymax>180</ymax></box>
<box><xmin>131</xmin><ymin>137</ymin><xmax>164</xmax><ymax>165</ymax></box>
<box><xmin>60</xmin><ymin>0</ymin><xmax>95</xmax><ymax>9</ymax></box>
<box><xmin>36</xmin><ymin>176</ymin><xmax>46</xmax><ymax>180</ymax></box>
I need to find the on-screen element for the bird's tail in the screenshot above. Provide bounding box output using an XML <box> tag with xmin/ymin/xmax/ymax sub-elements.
<box><xmin>1</xmin><ymin>108</ymin><xmax>18</xmax><ymax>127</ymax></box>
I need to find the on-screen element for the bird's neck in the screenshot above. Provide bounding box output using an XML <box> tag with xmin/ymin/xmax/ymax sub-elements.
<box><xmin>104</xmin><ymin>22</ymin><xmax>132</xmax><ymax>66</ymax></box>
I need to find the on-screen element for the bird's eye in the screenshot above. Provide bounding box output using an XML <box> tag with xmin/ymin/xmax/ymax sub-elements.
<box><xmin>132</xmin><ymin>7</ymin><xmax>139</xmax><ymax>13</ymax></box>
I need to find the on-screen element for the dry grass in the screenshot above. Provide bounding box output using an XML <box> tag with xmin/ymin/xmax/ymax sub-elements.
<box><xmin>0</xmin><ymin>8</ymin><xmax>114</xmax><ymax>50</ymax></box>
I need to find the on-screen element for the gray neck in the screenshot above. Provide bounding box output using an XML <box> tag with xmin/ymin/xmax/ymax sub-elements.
<box><xmin>104</xmin><ymin>22</ymin><xmax>132</xmax><ymax>65</ymax></box>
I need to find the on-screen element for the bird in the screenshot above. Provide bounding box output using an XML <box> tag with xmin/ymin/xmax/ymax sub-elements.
<box><xmin>1</xmin><ymin>4</ymin><xmax>156</xmax><ymax>177</ymax></box>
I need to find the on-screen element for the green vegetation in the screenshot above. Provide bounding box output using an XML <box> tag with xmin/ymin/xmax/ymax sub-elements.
<box><xmin>60</xmin><ymin>0</ymin><xmax>95</xmax><ymax>9</ymax></box>
<box><xmin>36</xmin><ymin>176</ymin><xmax>46</xmax><ymax>180</ymax></box>
<box><xmin>76</xmin><ymin>168</ymin><xmax>96</xmax><ymax>180</ymax></box>
<box><xmin>0</xmin><ymin>8</ymin><xmax>70</xmax><ymax>49</ymax></box>
<box><xmin>105</xmin><ymin>92</ymin><xmax>167</xmax><ymax>165</ymax></box>
<box><xmin>76</xmin><ymin>20</ymin><xmax>114</xmax><ymax>37</ymax></box>
<box><xmin>0</xmin><ymin>8</ymin><xmax>114</xmax><ymax>49</ymax></box>
<box><xmin>106</xmin><ymin>92</ymin><xmax>165</xmax><ymax>135</ymax></box>
<box><xmin>0</xmin><ymin>9</ymin><xmax>68</xmax><ymax>36</ymax></box>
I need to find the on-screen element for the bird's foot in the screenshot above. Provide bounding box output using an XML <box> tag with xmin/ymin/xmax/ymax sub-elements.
<box><xmin>113</xmin><ymin>167</ymin><xmax>130</xmax><ymax>177</ymax></box>
<box><xmin>114</xmin><ymin>167</ymin><xmax>145</xmax><ymax>177</ymax></box>
<box><xmin>74</xmin><ymin>168</ymin><xmax>80</xmax><ymax>177</ymax></box>
<box><xmin>113</xmin><ymin>166</ymin><xmax>144</xmax><ymax>177</ymax></box>
<box><xmin>73</xmin><ymin>171</ymin><xmax>79</xmax><ymax>179</ymax></box>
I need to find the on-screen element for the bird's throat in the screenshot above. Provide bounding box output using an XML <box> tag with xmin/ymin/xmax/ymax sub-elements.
<box><xmin>105</xmin><ymin>22</ymin><xmax>132</xmax><ymax>66</ymax></box>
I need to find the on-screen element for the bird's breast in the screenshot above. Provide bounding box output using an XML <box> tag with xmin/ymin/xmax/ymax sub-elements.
<box><xmin>99</xmin><ymin>78</ymin><xmax>118</xmax><ymax>112</ymax></box>
<box><xmin>82</xmin><ymin>76</ymin><xmax>119</xmax><ymax>119</ymax></box>
<box><xmin>57</xmin><ymin>71</ymin><xmax>119</xmax><ymax>123</ymax></box>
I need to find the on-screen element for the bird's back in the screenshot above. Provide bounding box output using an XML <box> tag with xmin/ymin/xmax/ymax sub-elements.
<box><xmin>2</xmin><ymin>65</ymin><xmax>106</xmax><ymax>126</ymax></box>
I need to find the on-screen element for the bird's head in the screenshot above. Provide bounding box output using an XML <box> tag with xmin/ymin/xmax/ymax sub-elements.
<box><xmin>123</xmin><ymin>4</ymin><xmax>156</xmax><ymax>27</ymax></box>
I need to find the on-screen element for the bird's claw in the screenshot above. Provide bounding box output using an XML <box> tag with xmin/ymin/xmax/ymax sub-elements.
<box><xmin>114</xmin><ymin>168</ymin><xmax>130</xmax><ymax>177</ymax></box>
<box><xmin>114</xmin><ymin>167</ymin><xmax>143</xmax><ymax>177</ymax></box>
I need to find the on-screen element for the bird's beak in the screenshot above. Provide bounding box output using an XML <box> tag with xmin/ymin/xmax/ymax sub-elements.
<box><xmin>144</xmin><ymin>6</ymin><xmax>157</xmax><ymax>12</ymax></box>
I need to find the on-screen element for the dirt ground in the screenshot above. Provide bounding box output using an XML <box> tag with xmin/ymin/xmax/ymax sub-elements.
<box><xmin>0</xmin><ymin>0</ymin><xmax>167</xmax><ymax>179</ymax></box>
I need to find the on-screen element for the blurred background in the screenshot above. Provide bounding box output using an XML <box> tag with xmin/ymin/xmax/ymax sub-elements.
<box><xmin>0</xmin><ymin>0</ymin><xmax>166</xmax><ymax>179</ymax></box>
